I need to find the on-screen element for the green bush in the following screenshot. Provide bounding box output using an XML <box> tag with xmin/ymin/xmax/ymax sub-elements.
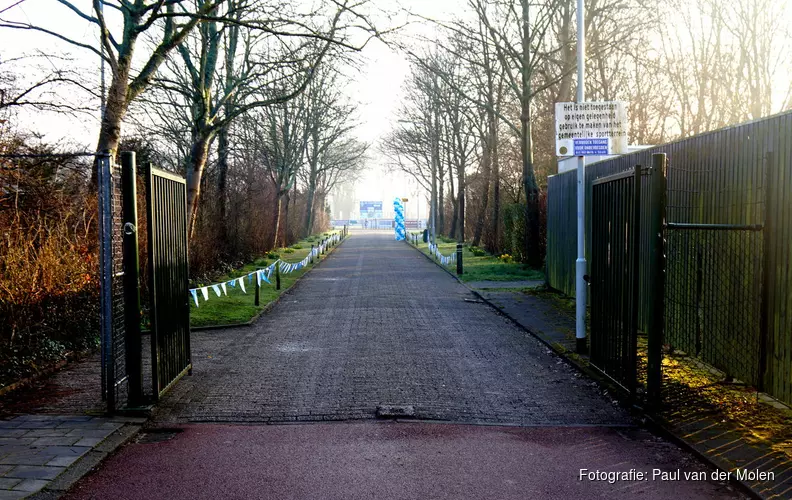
<box><xmin>291</xmin><ymin>244</ymin><xmax>303</xmax><ymax>250</ymax></box>
<box><xmin>267</xmin><ymin>252</ymin><xmax>279</xmax><ymax>259</ymax></box>
<box><xmin>283</xmin><ymin>248</ymin><xmax>295</xmax><ymax>254</ymax></box>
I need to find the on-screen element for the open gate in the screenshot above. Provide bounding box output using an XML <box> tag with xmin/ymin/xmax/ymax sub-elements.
<box><xmin>590</xmin><ymin>166</ymin><xmax>642</xmax><ymax>394</ymax></box>
<box><xmin>98</xmin><ymin>152</ymin><xmax>190</xmax><ymax>411</ymax></box>
<box><xmin>145</xmin><ymin>166</ymin><xmax>191</xmax><ymax>400</ymax></box>
<box><xmin>590</xmin><ymin>154</ymin><xmax>666</xmax><ymax>402</ymax></box>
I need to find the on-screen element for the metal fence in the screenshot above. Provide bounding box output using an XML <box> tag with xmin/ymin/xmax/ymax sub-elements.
<box><xmin>97</xmin><ymin>153</ymin><xmax>128</xmax><ymax>412</ymax></box>
<box><xmin>546</xmin><ymin>110</ymin><xmax>792</xmax><ymax>406</ymax></box>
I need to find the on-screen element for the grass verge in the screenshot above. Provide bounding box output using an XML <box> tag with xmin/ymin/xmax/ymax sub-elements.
<box><xmin>407</xmin><ymin>233</ymin><xmax>544</xmax><ymax>283</ymax></box>
<box><xmin>189</xmin><ymin>230</ymin><xmax>342</xmax><ymax>328</ymax></box>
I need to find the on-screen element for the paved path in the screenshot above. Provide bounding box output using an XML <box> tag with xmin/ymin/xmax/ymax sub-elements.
<box><xmin>61</xmin><ymin>233</ymin><xmax>742</xmax><ymax>499</ymax></box>
<box><xmin>154</xmin><ymin>232</ymin><xmax>625</xmax><ymax>425</ymax></box>
<box><xmin>64</xmin><ymin>423</ymin><xmax>739</xmax><ymax>500</ymax></box>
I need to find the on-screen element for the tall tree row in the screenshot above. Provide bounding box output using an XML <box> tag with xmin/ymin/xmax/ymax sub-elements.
<box><xmin>384</xmin><ymin>0</ymin><xmax>792</xmax><ymax>266</ymax></box>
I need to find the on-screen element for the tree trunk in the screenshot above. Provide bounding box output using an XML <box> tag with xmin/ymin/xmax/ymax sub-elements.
<box><xmin>486</xmin><ymin>115</ymin><xmax>500</xmax><ymax>254</ymax></box>
<box><xmin>279</xmin><ymin>187</ymin><xmax>291</xmax><ymax>246</ymax></box>
<box><xmin>304</xmin><ymin>180</ymin><xmax>316</xmax><ymax>237</ymax></box>
<box><xmin>438</xmin><ymin>166</ymin><xmax>445</xmax><ymax>235</ymax></box>
<box><xmin>185</xmin><ymin>133</ymin><xmax>212</xmax><ymax>239</ymax></box>
<box><xmin>457</xmin><ymin>156</ymin><xmax>465</xmax><ymax>242</ymax></box>
<box><xmin>521</xmin><ymin>0</ymin><xmax>542</xmax><ymax>269</ymax></box>
<box><xmin>93</xmin><ymin>58</ymin><xmax>133</xmax><ymax>184</ymax></box>
<box><xmin>217</xmin><ymin>123</ymin><xmax>231</xmax><ymax>246</ymax></box>
<box><xmin>472</xmin><ymin>127</ymin><xmax>491</xmax><ymax>247</ymax></box>
<box><xmin>449</xmin><ymin>194</ymin><xmax>458</xmax><ymax>240</ymax></box>
<box><xmin>272</xmin><ymin>191</ymin><xmax>283</xmax><ymax>249</ymax></box>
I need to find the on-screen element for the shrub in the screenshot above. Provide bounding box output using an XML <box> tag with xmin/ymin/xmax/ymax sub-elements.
<box><xmin>283</xmin><ymin>248</ymin><xmax>295</xmax><ymax>254</ymax></box>
<box><xmin>499</xmin><ymin>253</ymin><xmax>513</xmax><ymax>263</ymax></box>
<box><xmin>267</xmin><ymin>252</ymin><xmax>279</xmax><ymax>259</ymax></box>
<box><xmin>291</xmin><ymin>244</ymin><xmax>303</xmax><ymax>250</ymax></box>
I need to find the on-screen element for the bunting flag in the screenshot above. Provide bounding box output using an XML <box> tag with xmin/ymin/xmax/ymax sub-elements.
<box><xmin>191</xmin><ymin>289</ymin><xmax>199</xmax><ymax>307</ymax></box>
<box><xmin>260</xmin><ymin>270</ymin><xmax>270</xmax><ymax>284</ymax></box>
<box><xmin>212</xmin><ymin>284</ymin><xmax>221</xmax><ymax>297</ymax></box>
<box><xmin>239</xmin><ymin>276</ymin><xmax>246</xmax><ymax>293</ymax></box>
<box><xmin>220</xmin><ymin>282</ymin><xmax>227</xmax><ymax>295</ymax></box>
<box><xmin>228</xmin><ymin>279</ymin><xmax>236</xmax><ymax>287</ymax></box>
<box><xmin>201</xmin><ymin>287</ymin><xmax>209</xmax><ymax>301</ymax></box>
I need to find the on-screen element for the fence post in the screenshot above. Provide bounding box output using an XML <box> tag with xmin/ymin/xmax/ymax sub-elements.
<box><xmin>646</xmin><ymin>153</ymin><xmax>667</xmax><ymax>408</ymax></box>
<box><xmin>121</xmin><ymin>151</ymin><xmax>143</xmax><ymax>406</ymax></box>
<box><xmin>275</xmin><ymin>261</ymin><xmax>281</xmax><ymax>290</ymax></box>
<box><xmin>758</xmin><ymin>153</ymin><xmax>774</xmax><ymax>392</ymax></box>
<box><xmin>97</xmin><ymin>151</ymin><xmax>114</xmax><ymax>410</ymax></box>
<box><xmin>629</xmin><ymin>164</ymin><xmax>642</xmax><ymax>399</ymax></box>
<box><xmin>456</xmin><ymin>243</ymin><xmax>463</xmax><ymax>275</ymax></box>
<box><xmin>310</xmin><ymin>245</ymin><xmax>314</xmax><ymax>264</ymax></box>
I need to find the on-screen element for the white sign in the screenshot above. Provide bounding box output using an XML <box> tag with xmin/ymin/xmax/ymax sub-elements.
<box><xmin>555</xmin><ymin>101</ymin><xmax>629</xmax><ymax>156</ymax></box>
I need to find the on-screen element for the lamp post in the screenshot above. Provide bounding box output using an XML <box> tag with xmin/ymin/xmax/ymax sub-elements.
<box><xmin>575</xmin><ymin>0</ymin><xmax>587</xmax><ymax>354</ymax></box>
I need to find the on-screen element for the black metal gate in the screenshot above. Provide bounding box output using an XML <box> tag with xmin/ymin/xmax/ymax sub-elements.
<box><xmin>145</xmin><ymin>166</ymin><xmax>191</xmax><ymax>399</ymax></box>
<box><xmin>98</xmin><ymin>153</ymin><xmax>128</xmax><ymax>411</ymax></box>
<box><xmin>590</xmin><ymin>166</ymin><xmax>643</xmax><ymax>393</ymax></box>
<box><xmin>590</xmin><ymin>154</ymin><xmax>666</xmax><ymax>401</ymax></box>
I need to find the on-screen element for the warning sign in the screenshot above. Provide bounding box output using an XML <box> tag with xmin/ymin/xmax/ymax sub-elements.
<box><xmin>555</xmin><ymin>101</ymin><xmax>628</xmax><ymax>156</ymax></box>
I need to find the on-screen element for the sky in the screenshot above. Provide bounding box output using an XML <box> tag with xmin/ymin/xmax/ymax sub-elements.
<box><xmin>0</xmin><ymin>0</ymin><xmax>462</xmax><ymax>220</ymax></box>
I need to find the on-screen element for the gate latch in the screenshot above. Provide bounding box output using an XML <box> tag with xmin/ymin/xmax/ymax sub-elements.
<box><xmin>124</xmin><ymin>222</ymin><xmax>137</xmax><ymax>235</ymax></box>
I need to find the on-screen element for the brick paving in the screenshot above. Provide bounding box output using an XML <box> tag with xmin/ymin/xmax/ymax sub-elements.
<box><xmin>153</xmin><ymin>232</ymin><xmax>629</xmax><ymax>426</ymax></box>
<box><xmin>0</xmin><ymin>415</ymin><xmax>123</xmax><ymax>499</ymax></box>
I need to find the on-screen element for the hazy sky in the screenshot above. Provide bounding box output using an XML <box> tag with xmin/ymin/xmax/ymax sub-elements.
<box><xmin>0</xmin><ymin>0</ymin><xmax>465</xmax><ymax>218</ymax></box>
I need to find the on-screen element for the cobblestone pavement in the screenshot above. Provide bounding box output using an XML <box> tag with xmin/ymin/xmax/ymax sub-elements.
<box><xmin>154</xmin><ymin>232</ymin><xmax>628</xmax><ymax>425</ymax></box>
<box><xmin>0</xmin><ymin>415</ymin><xmax>124</xmax><ymax>499</ymax></box>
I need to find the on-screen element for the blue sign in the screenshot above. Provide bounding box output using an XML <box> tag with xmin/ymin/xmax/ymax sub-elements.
<box><xmin>573</xmin><ymin>138</ymin><xmax>609</xmax><ymax>156</ymax></box>
<box><xmin>359</xmin><ymin>201</ymin><xmax>383</xmax><ymax>218</ymax></box>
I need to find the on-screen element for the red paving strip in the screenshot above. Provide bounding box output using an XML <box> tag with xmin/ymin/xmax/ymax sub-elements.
<box><xmin>63</xmin><ymin>422</ymin><xmax>743</xmax><ymax>500</ymax></box>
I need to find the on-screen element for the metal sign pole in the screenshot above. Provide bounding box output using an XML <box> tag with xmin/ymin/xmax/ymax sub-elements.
<box><xmin>575</xmin><ymin>0</ymin><xmax>587</xmax><ymax>354</ymax></box>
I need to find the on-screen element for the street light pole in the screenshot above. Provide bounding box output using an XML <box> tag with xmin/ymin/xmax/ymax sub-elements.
<box><xmin>575</xmin><ymin>0</ymin><xmax>587</xmax><ymax>354</ymax></box>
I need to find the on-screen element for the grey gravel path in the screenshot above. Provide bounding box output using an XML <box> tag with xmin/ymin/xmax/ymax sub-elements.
<box><xmin>154</xmin><ymin>232</ymin><xmax>629</xmax><ymax>426</ymax></box>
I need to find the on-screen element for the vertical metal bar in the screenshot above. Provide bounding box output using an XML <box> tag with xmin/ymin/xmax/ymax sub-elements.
<box><xmin>255</xmin><ymin>268</ymin><xmax>261</xmax><ymax>306</ymax></box>
<box><xmin>456</xmin><ymin>243</ymin><xmax>463</xmax><ymax>275</ymax></box>
<box><xmin>630</xmin><ymin>166</ymin><xmax>641</xmax><ymax>396</ymax></box>
<box><xmin>276</xmin><ymin>261</ymin><xmax>281</xmax><ymax>290</ymax></box>
<box><xmin>121</xmin><ymin>152</ymin><xmax>143</xmax><ymax>406</ymax></box>
<box><xmin>145</xmin><ymin>164</ymin><xmax>160</xmax><ymax>399</ymax></box>
<box><xmin>647</xmin><ymin>153</ymin><xmax>667</xmax><ymax>406</ymax></box>
<box><xmin>695</xmin><ymin>249</ymin><xmax>703</xmax><ymax>357</ymax></box>
<box><xmin>758</xmin><ymin>153</ymin><xmax>773</xmax><ymax>392</ymax></box>
<box><xmin>97</xmin><ymin>152</ymin><xmax>111</xmax><ymax>407</ymax></box>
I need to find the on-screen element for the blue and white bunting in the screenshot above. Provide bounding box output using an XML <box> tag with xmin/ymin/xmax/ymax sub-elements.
<box><xmin>191</xmin><ymin>289</ymin><xmax>199</xmax><ymax>307</ymax></box>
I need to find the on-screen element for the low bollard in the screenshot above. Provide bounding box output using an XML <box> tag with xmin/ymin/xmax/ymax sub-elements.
<box><xmin>456</xmin><ymin>243</ymin><xmax>463</xmax><ymax>275</ymax></box>
<box><xmin>275</xmin><ymin>261</ymin><xmax>281</xmax><ymax>290</ymax></box>
<box><xmin>310</xmin><ymin>245</ymin><xmax>314</xmax><ymax>263</ymax></box>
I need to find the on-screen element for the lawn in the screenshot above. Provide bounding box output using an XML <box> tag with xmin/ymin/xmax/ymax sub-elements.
<box><xmin>408</xmin><ymin>232</ymin><xmax>544</xmax><ymax>283</ymax></box>
<box><xmin>189</xmin><ymin>230</ymin><xmax>342</xmax><ymax>328</ymax></box>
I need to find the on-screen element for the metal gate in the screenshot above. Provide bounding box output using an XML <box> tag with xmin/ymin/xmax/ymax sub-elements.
<box><xmin>97</xmin><ymin>153</ymin><xmax>128</xmax><ymax>411</ymax></box>
<box><xmin>590</xmin><ymin>154</ymin><xmax>666</xmax><ymax>401</ymax></box>
<box><xmin>590</xmin><ymin>166</ymin><xmax>643</xmax><ymax>393</ymax></box>
<box><xmin>145</xmin><ymin>166</ymin><xmax>191</xmax><ymax>399</ymax></box>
